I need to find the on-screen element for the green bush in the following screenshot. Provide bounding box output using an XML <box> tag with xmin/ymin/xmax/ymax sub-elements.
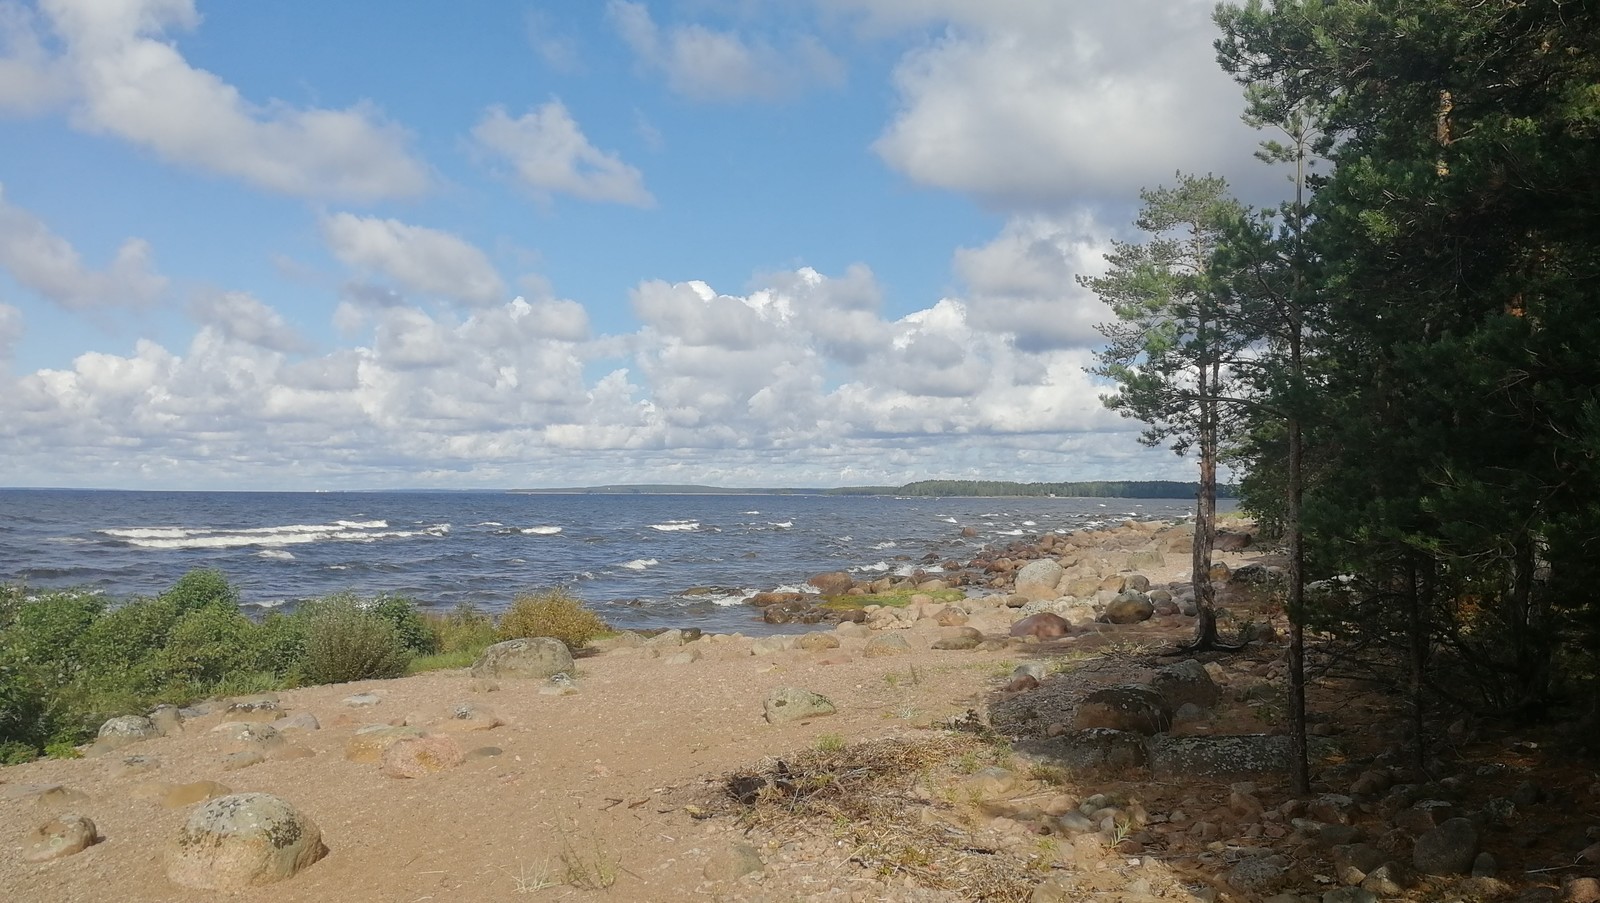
<box><xmin>425</xmin><ymin>602</ymin><xmax>497</xmax><ymax>654</ymax></box>
<box><xmin>370</xmin><ymin>595</ymin><xmax>438</xmax><ymax>655</ymax></box>
<box><xmin>159</xmin><ymin>568</ymin><xmax>239</xmax><ymax>616</ymax></box>
<box><xmin>298</xmin><ymin>594</ymin><xmax>411</xmax><ymax>685</ymax></box>
<box><xmin>496</xmin><ymin>589</ymin><xmax>610</xmax><ymax>651</ymax></box>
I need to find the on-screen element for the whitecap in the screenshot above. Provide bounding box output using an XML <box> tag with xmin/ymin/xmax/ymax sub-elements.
<box><xmin>650</xmin><ymin>521</ymin><xmax>699</xmax><ymax>532</ymax></box>
<box><xmin>520</xmin><ymin>526</ymin><xmax>563</xmax><ymax>535</ymax></box>
<box><xmin>941</xmin><ymin>517</ymin><xmax>958</xmax><ymax>524</ymax></box>
<box><xmin>242</xmin><ymin>598</ymin><xmax>291</xmax><ymax>609</ymax></box>
<box><xmin>473</xmin><ymin>521</ymin><xmax>505</xmax><ymax>527</ymax></box>
<box><xmin>1022</xmin><ymin>520</ymin><xmax>1037</xmax><ymax>527</ymax></box>
<box><xmin>872</xmin><ymin>541</ymin><xmax>898</xmax><ymax>550</ymax></box>
<box><xmin>257</xmin><ymin>550</ymin><xmax>295</xmax><ymax>560</ymax></box>
<box><xmin>743</xmin><ymin>510</ymin><xmax>761</xmax><ymax>515</ymax></box>
<box><xmin>996</xmin><ymin>529</ymin><xmax>1025</xmax><ymax>536</ymax></box>
<box><xmin>853</xmin><ymin>561</ymin><xmax>891</xmax><ymax>573</ymax></box>
<box><xmin>335</xmin><ymin>519</ymin><xmax>387</xmax><ymax>529</ymax></box>
<box><xmin>767</xmin><ymin>521</ymin><xmax>793</xmax><ymax>529</ymax></box>
<box><xmin>621</xmin><ymin>558</ymin><xmax>659</xmax><ymax>570</ymax></box>
<box><xmin>102</xmin><ymin>526</ymin><xmax>196</xmax><ymax>539</ymax></box>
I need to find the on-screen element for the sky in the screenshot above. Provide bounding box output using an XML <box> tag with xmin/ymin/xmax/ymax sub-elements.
<box><xmin>0</xmin><ymin>0</ymin><xmax>1285</xmax><ymax>491</ymax></box>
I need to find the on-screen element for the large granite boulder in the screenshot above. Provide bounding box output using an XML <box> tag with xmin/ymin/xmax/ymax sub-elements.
<box><xmin>470</xmin><ymin>637</ymin><xmax>573</xmax><ymax>679</ymax></box>
<box><xmin>1072</xmin><ymin>684</ymin><xmax>1173</xmax><ymax>735</ymax></box>
<box><xmin>1147</xmin><ymin>734</ymin><xmax>1299</xmax><ymax>778</ymax></box>
<box><xmin>1014</xmin><ymin>559</ymin><xmax>1065</xmax><ymax>600</ymax></box>
<box><xmin>1151</xmin><ymin>659</ymin><xmax>1221</xmax><ymax>709</ymax></box>
<box><xmin>1009</xmin><ymin>612</ymin><xmax>1071</xmax><ymax>639</ymax></box>
<box><xmin>1016</xmin><ymin>729</ymin><xmax>1147</xmax><ymax>771</ymax></box>
<box><xmin>1103</xmin><ymin>591</ymin><xmax>1154</xmax><ymax>624</ymax></box>
<box><xmin>165</xmin><ymin>793</ymin><xmax>327</xmax><ymax>890</ymax></box>
<box><xmin>807</xmin><ymin>571</ymin><xmax>855</xmax><ymax>595</ymax></box>
<box><xmin>1413</xmin><ymin>817</ymin><xmax>1479</xmax><ymax>876</ymax></box>
<box><xmin>763</xmin><ymin>687</ymin><xmax>836</xmax><ymax>723</ymax></box>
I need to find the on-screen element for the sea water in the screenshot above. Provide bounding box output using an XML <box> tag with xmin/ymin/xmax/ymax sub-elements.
<box><xmin>0</xmin><ymin>490</ymin><xmax>1222</xmax><ymax>635</ymax></box>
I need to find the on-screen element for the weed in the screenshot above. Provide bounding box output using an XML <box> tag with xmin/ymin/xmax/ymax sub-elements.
<box><xmin>559</xmin><ymin>835</ymin><xmax>619</xmax><ymax>890</ymax></box>
<box><xmin>1028</xmin><ymin>763</ymin><xmax>1070</xmax><ymax>786</ymax></box>
<box><xmin>497</xmin><ymin>589</ymin><xmax>610</xmax><ymax>651</ymax></box>
<box><xmin>502</xmin><ymin>860</ymin><xmax>557</xmax><ymax>894</ymax></box>
<box><xmin>816</xmin><ymin>733</ymin><xmax>845</xmax><ymax>753</ymax></box>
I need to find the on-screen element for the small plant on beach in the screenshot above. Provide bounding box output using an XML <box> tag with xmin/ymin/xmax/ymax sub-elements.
<box><xmin>369</xmin><ymin>595</ymin><xmax>439</xmax><ymax>655</ymax></box>
<box><xmin>559</xmin><ymin>835</ymin><xmax>619</xmax><ymax>890</ymax></box>
<box><xmin>816</xmin><ymin>733</ymin><xmax>845</xmax><ymax>753</ymax></box>
<box><xmin>497</xmin><ymin>588</ymin><xmax>610</xmax><ymax>651</ymax></box>
<box><xmin>298</xmin><ymin>593</ymin><xmax>411</xmax><ymax>685</ymax></box>
<box><xmin>501</xmin><ymin>860</ymin><xmax>558</xmax><ymax>894</ymax></box>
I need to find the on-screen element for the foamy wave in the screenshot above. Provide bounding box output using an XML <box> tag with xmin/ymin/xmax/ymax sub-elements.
<box><xmin>650</xmin><ymin>521</ymin><xmax>699</xmax><ymax>532</ymax></box>
<box><xmin>996</xmin><ymin>529</ymin><xmax>1025</xmax><ymax>536</ymax></box>
<box><xmin>767</xmin><ymin>521</ymin><xmax>794</xmax><ymax>529</ymax></box>
<box><xmin>743</xmin><ymin>510</ymin><xmax>760</xmax><ymax>515</ymax></box>
<box><xmin>108</xmin><ymin>520</ymin><xmax>446</xmax><ymax>551</ymax></box>
<box><xmin>1022</xmin><ymin>520</ymin><xmax>1037</xmax><ymax>526</ymax></box>
<box><xmin>621</xmin><ymin>558</ymin><xmax>659</xmax><ymax>570</ymax></box>
<box><xmin>873</xmin><ymin>541</ymin><xmax>898</xmax><ymax>550</ymax></box>
<box><xmin>941</xmin><ymin>517</ymin><xmax>958</xmax><ymax>524</ymax></box>
<box><xmin>520</xmin><ymin>526</ymin><xmax>563</xmax><ymax>535</ymax></box>
<box><xmin>257</xmin><ymin>550</ymin><xmax>295</xmax><ymax>560</ymax></box>
<box><xmin>242</xmin><ymin>598</ymin><xmax>291</xmax><ymax>609</ymax></box>
<box><xmin>854</xmin><ymin>561</ymin><xmax>891</xmax><ymax>573</ymax></box>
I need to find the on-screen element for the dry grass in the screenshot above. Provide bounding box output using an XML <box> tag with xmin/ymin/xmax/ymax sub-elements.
<box><xmin>714</xmin><ymin>733</ymin><xmax>1043</xmax><ymax>902</ymax></box>
<box><xmin>496</xmin><ymin>588</ymin><xmax>610</xmax><ymax>651</ymax></box>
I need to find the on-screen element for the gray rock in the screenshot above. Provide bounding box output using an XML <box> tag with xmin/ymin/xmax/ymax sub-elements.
<box><xmin>1360</xmin><ymin>862</ymin><xmax>1414</xmax><ymax>895</ymax></box>
<box><xmin>342</xmin><ymin>693</ymin><xmax>381</xmax><ymax>707</ymax></box>
<box><xmin>1104</xmin><ymin>591</ymin><xmax>1154</xmax><ymax>624</ymax></box>
<box><xmin>165</xmin><ymin>793</ymin><xmax>327</xmax><ymax>890</ymax></box>
<box><xmin>1472</xmin><ymin>851</ymin><xmax>1498</xmax><ymax>877</ymax></box>
<box><xmin>1013</xmin><ymin>662</ymin><xmax>1049</xmax><ymax>682</ymax></box>
<box><xmin>1151</xmin><ymin>659</ymin><xmax>1221</xmax><ymax>709</ymax></box>
<box><xmin>1331</xmin><ymin>843</ymin><xmax>1385</xmax><ymax>881</ymax></box>
<box><xmin>470</xmin><ymin>637</ymin><xmax>574</xmax><ymax>680</ymax></box>
<box><xmin>1148</xmin><ymin>735</ymin><xmax>1308</xmax><ymax>779</ymax></box>
<box><xmin>98</xmin><ymin>714</ymin><xmax>158</xmax><ymax>742</ymax></box>
<box><xmin>272</xmin><ymin>712</ymin><xmax>320</xmax><ymax>732</ymax></box>
<box><xmin>1017</xmin><ymin>729</ymin><xmax>1147</xmax><ymax>772</ymax></box>
<box><xmin>1228</xmin><ymin>855</ymin><xmax>1287</xmax><ymax>893</ymax></box>
<box><xmin>1413</xmin><ymin>817</ymin><xmax>1478</xmax><ymax>875</ymax></box>
<box><xmin>1015</xmin><ymin>559</ymin><xmax>1066</xmax><ymax>597</ymax></box>
<box><xmin>762</xmin><ymin>687</ymin><xmax>836</xmax><ymax>723</ymax></box>
<box><xmin>1177</xmin><ymin>594</ymin><xmax>1199</xmax><ymax>617</ymax></box>
<box><xmin>1073</xmin><ymin>684</ymin><xmax>1172</xmax><ymax>734</ymax></box>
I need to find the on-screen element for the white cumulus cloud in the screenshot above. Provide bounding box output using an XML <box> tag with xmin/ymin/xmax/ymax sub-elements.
<box><xmin>321</xmin><ymin>213</ymin><xmax>507</xmax><ymax>308</ymax></box>
<box><xmin>606</xmin><ymin>0</ymin><xmax>843</xmax><ymax>102</ymax></box>
<box><xmin>472</xmin><ymin>100</ymin><xmax>653</xmax><ymax>207</ymax></box>
<box><xmin>0</xmin><ymin>183</ymin><xmax>167</xmax><ymax>309</ymax></box>
<box><xmin>16</xmin><ymin>0</ymin><xmax>428</xmax><ymax>200</ymax></box>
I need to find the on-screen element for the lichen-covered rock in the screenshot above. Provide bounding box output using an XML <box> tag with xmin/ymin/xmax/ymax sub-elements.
<box><xmin>1413</xmin><ymin>817</ymin><xmax>1478</xmax><ymax>875</ymax></box>
<box><xmin>223</xmin><ymin>696</ymin><xmax>282</xmax><ymax>723</ymax></box>
<box><xmin>1072</xmin><ymin>684</ymin><xmax>1173</xmax><ymax>735</ymax></box>
<box><xmin>797</xmin><ymin>632</ymin><xmax>841</xmax><ymax>652</ymax></box>
<box><xmin>165</xmin><ymin>793</ymin><xmax>327</xmax><ymax>890</ymax></box>
<box><xmin>1016</xmin><ymin>729</ymin><xmax>1147</xmax><ymax>772</ymax></box>
<box><xmin>1227</xmin><ymin>855</ymin><xmax>1287</xmax><ymax>894</ymax></box>
<box><xmin>1147</xmin><ymin>734</ymin><xmax>1296</xmax><ymax>778</ymax></box>
<box><xmin>1103</xmin><ymin>591</ymin><xmax>1154</xmax><ymax>624</ymax></box>
<box><xmin>470</xmin><ymin>637</ymin><xmax>573</xmax><ymax>680</ymax></box>
<box><xmin>24</xmin><ymin>814</ymin><xmax>99</xmax><ymax>862</ymax></box>
<box><xmin>94</xmin><ymin>714</ymin><xmax>158</xmax><ymax>752</ymax></box>
<box><xmin>436</xmin><ymin>702</ymin><xmax>502</xmax><ymax>732</ymax></box>
<box><xmin>1151</xmin><ymin>659</ymin><xmax>1221</xmax><ymax>709</ymax></box>
<box><xmin>806</xmin><ymin>571</ymin><xmax>854</xmax><ymax>595</ymax></box>
<box><xmin>380</xmin><ymin>735</ymin><xmax>466</xmax><ymax>778</ymax></box>
<box><xmin>763</xmin><ymin>687</ymin><xmax>836</xmax><ymax>723</ymax></box>
<box><xmin>1014</xmin><ymin>559</ymin><xmax>1065</xmax><ymax>600</ymax></box>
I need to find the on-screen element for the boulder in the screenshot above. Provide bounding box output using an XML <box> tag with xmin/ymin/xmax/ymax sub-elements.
<box><xmin>807</xmin><ymin>571</ymin><xmax>855</xmax><ymax>595</ymax></box>
<box><xmin>380</xmin><ymin>735</ymin><xmax>466</xmax><ymax>778</ymax></box>
<box><xmin>762</xmin><ymin>600</ymin><xmax>827</xmax><ymax>624</ymax></box>
<box><xmin>745</xmin><ymin>591</ymin><xmax>807</xmax><ymax>607</ymax></box>
<box><xmin>1148</xmin><ymin>735</ymin><xmax>1299</xmax><ymax>778</ymax></box>
<box><xmin>1015</xmin><ymin>559</ymin><xmax>1066</xmax><ymax>599</ymax></box>
<box><xmin>224</xmin><ymin>696</ymin><xmax>282</xmax><ymax>723</ymax></box>
<box><xmin>1017</xmin><ymin>729</ymin><xmax>1147</xmax><ymax>772</ymax></box>
<box><xmin>95</xmin><ymin>715</ymin><xmax>158</xmax><ymax>751</ymax></box>
<box><xmin>1151</xmin><ymin>659</ymin><xmax>1221</xmax><ymax>709</ymax></box>
<box><xmin>763</xmin><ymin>687</ymin><xmax>836</xmax><ymax>723</ymax></box>
<box><xmin>24</xmin><ymin>814</ymin><xmax>99</xmax><ymax>862</ymax></box>
<box><xmin>1413</xmin><ymin>817</ymin><xmax>1478</xmax><ymax>875</ymax></box>
<box><xmin>1215</xmin><ymin>529</ymin><xmax>1254</xmax><ymax>551</ymax></box>
<box><xmin>1009</xmin><ymin>612</ymin><xmax>1072</xmax><ymax>639</ymax></box>
<box><xmin>166</xmin><ymin>793</ymin><xmax>327</xmax><ymax>890</ymax></box>
<box><xmin>864</xmin><ymin>634</ymin><xmax>913</xmax><ymax>657</ymax></box>
<box><xmin>1073</xmin><ymin>685</ymin><xmax>1172</xmax><ymax>734</ymax></box>
<box><xmin>797</xmin><ymin>632</ymin><xmax>840</xmax><ymax>652</ymax></box>
<box><xmin>343</xmin><ymin>726</ymin><xmax>426</xmax><ymax>763</ymax></box>
<box><xmin>1103</xmin><ymin>592</ymin><xmax>1154</xmax><ymax>624</ymax></box>
<box><xmin>470</xmin><ymin>637</ymin><xmax>573</xmax><ymax>680</ymax></box>
<box><xmin>1228</xmin><ymin>855</ymin><xmax>1287</xmax><ymax>894</ymax></box>
<box><xmin>436</xmin><ymin>702</ymin><xmax>502</xmax><ymax>732</ymax></box>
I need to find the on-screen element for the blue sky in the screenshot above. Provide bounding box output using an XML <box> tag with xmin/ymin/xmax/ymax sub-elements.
<box><xmin>0</xmin><ymin>0</ymin><xmax>1278</xmax><ymax>490</ymax></box>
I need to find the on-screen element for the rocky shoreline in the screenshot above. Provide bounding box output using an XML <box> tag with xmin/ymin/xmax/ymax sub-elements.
<box><xmin>5</xmin><ymin>517</ymin><xmax>1597</xmax><ymax>903</ymax></box>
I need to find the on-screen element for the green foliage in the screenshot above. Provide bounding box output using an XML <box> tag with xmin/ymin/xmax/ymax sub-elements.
<box><xmin>298</xmin><ymin>593</ymin><xmax>411</xmax><ymax>685</ymax></box>
<box><xmin>424</xmin><ymin>603</ymin><xmax>497</xmax><ymax>654</ymax></box>
<box><xmin>369</xmin><ymin>595</ymin><xmax>439</xmax><ymax>655</ymax></box>
<box><xmin>159</xmin><ymin>568</ymin><xmax>239</xmax><ymax>616</ymax></box>
<box><xmin>496</xmin><ymin>589</ymin><xmax>609</xmax><ymax>651</ymax></box>
<box><xmin>0</xmin><ymin>740</ymin><xmax>37</xmax><ymax>765</ymax></box>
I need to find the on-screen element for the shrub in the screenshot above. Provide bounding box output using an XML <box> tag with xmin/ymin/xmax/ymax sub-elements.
<box><xmin>496</xmin><ymin>589</ymin><xmax>610</xmax><ymax>651</ymax></box>
<box><xmin>298</xmin><ymin>594</ymin><xmax>411</xmax><ymax>684</ymax></box>
<box><xmin>425</xmin><ymin>602</ymin><xmax>497</xmax><ymax>654</ymax></box>
<box><xmin>158</xmin><ymin>569</ymin><xmax>239</xmax><ymax>616</ymax></box>
<box><xmin>370</xmin><ymin>595</ymin><xmax>439</xmax><ymax>655</ymax></box>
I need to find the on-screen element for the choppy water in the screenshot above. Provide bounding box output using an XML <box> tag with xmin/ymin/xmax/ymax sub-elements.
<box><xmin>0</xmin><ymin>490</ymin><xmax>1215</xmax><ymax>634</ymax></box>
